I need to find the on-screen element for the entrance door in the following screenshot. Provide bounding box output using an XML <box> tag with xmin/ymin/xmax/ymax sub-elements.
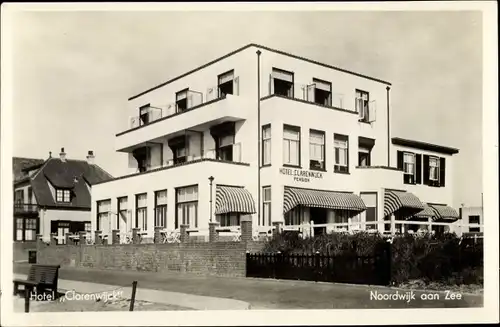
<box><xmin>310</xmin><ymin>207</ymin><xmax>328</xmax><ymax>236</ymax></box>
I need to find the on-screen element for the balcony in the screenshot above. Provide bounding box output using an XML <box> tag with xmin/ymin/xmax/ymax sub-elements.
<box><xmin>265</xmin><ymin>77</ymin><xmax>376</xmax><ymax>121</ymax></box>
<box><xmin>116</xmin><ymin>85</ymin><xmax>245</xmax><ymax>152</ymax></box>
<box><xmin>14</xmin><ymin>203</ymin><xmax>39</xmax><ymax>215</ymax></box>
<box><xmin>129</xmin><ymin>143</ymin><xmax>244</xmax><ymax>175</ymax></box>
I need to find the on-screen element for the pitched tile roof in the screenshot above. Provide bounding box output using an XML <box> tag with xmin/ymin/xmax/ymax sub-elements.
<box><xmin>13</xmin><ymin>157</ymin><xmax>45</xmax><ymax>182</ymax></box>
<box><xmin>27</xmin><ymin>158</ymin><xmax>113</xmax><ymax>209</ymax></box>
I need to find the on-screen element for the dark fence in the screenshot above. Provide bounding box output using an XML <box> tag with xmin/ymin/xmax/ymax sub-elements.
<box><xmin>246</xmin><ymin>243</ymin><xmax>391</xmax><ymax>286</ymax></box>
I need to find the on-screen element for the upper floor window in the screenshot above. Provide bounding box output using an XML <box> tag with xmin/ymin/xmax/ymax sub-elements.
<box><xmin>176</xmin><ymin>89</ymin><xmax>189</xmax><ymax>113</ymax></box>
<box><xmin>14</xmin><ymin>189</ymin><xmax>24</xmax><ymax>204</ymax></box>
<box><xmin>403</xmin><ymin>152</ymin><xmax>416</xmax><ymax>184</ymax></box>
<box><xmin>334</xmin><ymin>134</ymin><xmax>349</xmax><ymax>173</ymax></box>
<box><xmin>271</xmin><ymin>68</ymin><xmax>294</xmax><ymax>98</ymax></box>
<box><xmin>56</xmin><ymin>189</ymin><xmax>71</xmax><ymax>203</ymax></box>
<box><xmin>168</xmin><ymin>135</ymin><xmax>188</xmax><ymax>165</ymax></box>
<box><xmin>309</xmin><ymin>129</ymin><xmax>325</xmax><ymax>171</ymax></box>
<box><xmin>139</xmin><ymin>104</ymin><xmax>150</xmax><ymax>126</ymax></box>
<box><xmin>355</xmin><ymin>90</ymin><xmax>370</xmax><ymax>122</ymax></box>
<box><xmin>262</xmin><ymin>125</ymin><xmax>271</xmax><ymax>166</ymax></box>
<box><xmin>218</xmin><ymin>135</ymin><xmax>235</xmax><ymax>161</ymax></box>
<box><xmin>469</xmin><ymin>215</ymin><xmax>480</xmax><ymax>225</ymax></box>
<box><xmin>429</xmin><ymin>157</ymin><xmax>440</xmax><ymax>181</ymax></box>
<box><xmin>218</xmin><ymin>70</ymin><xmax>234</xmax><ymax>97</ymax></box>
<box><xmin>423</xmin><ymin>155</ymin><xmax>445</xmax><ymax>187</ymax></box>
<box><xmin>397</xmin><ymin>150</ymin><xmax>422</xmax><ymax>185</ymax></box>
<box><xmin>283</xmin><ymin>125</ymin><xmax>300</xmax><ymax>167</ymax></box>
<box><xmin>132</xmin><ymin>146</ymin><xmax>151</xmax><ymax>173</ymax></box>
<box><xmin>312</xmin><ymin>78</ymin><xmax>332</xmax><ymax>106</ymax></box>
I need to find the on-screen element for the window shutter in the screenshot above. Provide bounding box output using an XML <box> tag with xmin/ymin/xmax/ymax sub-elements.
<box><xmin>397</xmin><ymin>151</ymin><xmax>403</xmax><ymax>170</ymax></box>
<box><xmin>423</xmin><ymin>155</ymin><xmax>430</xmax><ymax>185</ymax></box>
<box><xmin>415</xmin><ymin>154</ymin><xmax>422</xmax><ymax>184</ymax></box>
<box><xmin>439</xmin><ymin>157</ymin><xmax>446</xmax><ymax>187</ymax></box>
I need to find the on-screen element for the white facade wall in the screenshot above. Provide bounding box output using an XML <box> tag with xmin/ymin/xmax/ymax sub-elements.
<box><xmin>94</xmin><ymin>45</ymin><xmax>459</xmax><ymax>235</ymax></box>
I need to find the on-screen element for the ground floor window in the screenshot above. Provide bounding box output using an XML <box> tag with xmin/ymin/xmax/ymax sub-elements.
<box><xmin>15</xmin><ymin>217</ymin><xmax>39</xmax><ymax>241</ymax></box>
<box><xmin>218</xmin><ymin>213</ymin><xmax>240</xmax><ymax>227</ymax></box>
<box><xmin>176</xmin><ymin>185</ymin><xmax>198</xmax><ymax>228</ymax></box>
<box><xmin>135</xmin><ymin>193</ymin><xmax>148</xmax><ymax>231</ymax></box>
<box><xmin>261</xmin><ymin>186</ymin><xmax>271</xmax><ymax>226</ymax></box>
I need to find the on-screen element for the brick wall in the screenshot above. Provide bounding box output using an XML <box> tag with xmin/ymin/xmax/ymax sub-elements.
<box><xmin>36</xmin><ymin>241</ymin><xmax>248</xmax><ymax>277</ymax></box>
<box><xmin>13</xmin><ymin>242</ymin><xmax>37</xmax><ymax>262</ymax></box>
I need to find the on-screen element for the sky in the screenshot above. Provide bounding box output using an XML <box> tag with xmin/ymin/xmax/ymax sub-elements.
<box><xmin>9</xmin><ymin>10</ymin><xmax>483</xmax><ymax>208</ymax></box>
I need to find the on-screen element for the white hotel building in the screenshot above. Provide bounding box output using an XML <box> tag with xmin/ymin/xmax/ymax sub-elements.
<box><xmin>91</xmin><ymin>43</ymin><xmax>462</xmax><ymax>240</ymax></box>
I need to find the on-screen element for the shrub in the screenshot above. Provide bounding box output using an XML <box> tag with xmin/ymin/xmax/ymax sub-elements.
<box><xmin>260</xmin><ymin>232</ymin><xmax>483</xmax><ymax>285</ymax></box>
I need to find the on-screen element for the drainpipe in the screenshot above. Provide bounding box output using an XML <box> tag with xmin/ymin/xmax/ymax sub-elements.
<box><xmin>386</xmin><ymin>86</ymin><xmax>391</xmax><ymax>167</ymax></box>
<box><xmin>257</xmin><ymin>50</ymin><xmax>262</xmax><ymax>225</ymax></box>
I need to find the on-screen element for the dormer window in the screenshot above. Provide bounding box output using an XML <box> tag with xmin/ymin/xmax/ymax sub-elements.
<box><xmin>56</xmin><ymin>189</ymin><xmax>71</xmax><ymax>203</ymax></box>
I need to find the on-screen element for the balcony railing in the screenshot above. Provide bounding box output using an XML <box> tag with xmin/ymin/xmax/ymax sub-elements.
<box><xmin>268</xmin><ymin>78</ymin><xmax>377</xmax><ymax>122</ymax></box>
<box><xmin>132</xmin><ymin>142</ymin><xmax>243</xmax><ymax>174</ymax></box>
<box><xmin>128</xmin><ymin>77</ymin><xmax>240</xmax><ymax>129</ymax></box>
<box><xmin>14</xmin><ymin>203</ymin><xmax>38</xmax><ymax>214</ymax></box>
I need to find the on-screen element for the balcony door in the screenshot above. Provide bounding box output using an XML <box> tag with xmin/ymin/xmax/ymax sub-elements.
<box><xmin>168</xmin><ymin>135</ymin><xmax>189</xmax><ymax>164</ymax></box>
<box><xmin>132</xmin><ymin>146</ymin><xmax>151</xmax><ymax>173</ymax></box>
<box><xmin>210</xmin><ymin>122</ymin><xmax>235</xmax><ymax>162</ymax></box>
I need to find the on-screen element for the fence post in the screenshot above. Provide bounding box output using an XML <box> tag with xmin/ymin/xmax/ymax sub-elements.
<box><xmin>154</xmin><ymin>227</ymin><xmax>162</xmax><ymax>244</ymax></box>
<box><xmin>209</xmin><ymin>222</ymin><xmax>220</xmax><ymax>243</ymax></box>
<box><xmin>112</xmin><ymin>230</ymin><xmax>120</xmax><ymax>245</ymax></box>
<box><xmin>94</xmin><ymin>230</ymin><xmax>103</xmax><ymax>245</ymax></box>
<box><xmin>129</xmin><ymin>281</ymin><xmax>138</xmax><ymax>311</ymax></box>
<box><xmin>310</xmin><ymin>220</ymin><xmax>315</xmax><ymax>238</ymax></box>
<box><xmin>240</xmin><ymin>216</ymin><xmax>253</xmax><ymax>243</ymax></box>
<box><xmin>179</xmin><ymin>225</ymin><xmax>189</xmax><ymax>243</ymax></box>
<box><xmin>132</xmin><ymin>228</ymin><xmax>140</xmax><ymax>244</ymax></box>
<box><xmin>79</xmin><ymin>231</ymin><xmax>86</xmax><ymax>245</ymax></box>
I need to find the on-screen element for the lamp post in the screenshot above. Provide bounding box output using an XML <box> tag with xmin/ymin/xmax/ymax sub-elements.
<box><xmin>209</xmin><ymin>176</ymin><xmax>214</xmax><ymax>222</ymax></box>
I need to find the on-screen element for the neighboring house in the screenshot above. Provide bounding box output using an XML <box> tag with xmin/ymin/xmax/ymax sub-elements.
<box><xmin>91</xmin><ymin>43</ymin><xmax>463</xmax><ymax>240</ymax></box>
<box><xmin>13</xmin><ymin>149</ymin><xmax>113</xmax><ymax>244</ymax></box>
<box><xmin>458</xmin><ymin>206</ymin><xmax>483</xmax><ymax>234</ymax></box>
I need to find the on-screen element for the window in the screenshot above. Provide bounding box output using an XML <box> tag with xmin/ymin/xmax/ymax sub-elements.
<box><xmin>334</xmin><ymin>134</ymin><xmax>349</xmax><ymax>173</ymax></box>
<box><xmin>176</xmin><ymin>89</ymin><xmax>189</xmax><ymax>112</ymax></box>
<box><xmin>176</xmin><ymin>185</ymin><xmax>198</xmax><ymax>228</ymax></box>
<box><xmin>155</xmin><ymin>190</ymin><xmax>168</xmax><ymax>228</ymax></box>
<box><xmin>135</xmin><ymin>193</ymin><xmax>147</xmax><ymax>231</ymax></box>
<box><xmin>27</xmin><ymin>187</ymin><xmax>33</xmax><ymax>204</ymax></box>
<box><xmin>312</xmin><ymin>78</ymin><xmax>332</xmax><ymax>106</ymax></box>
<box><xmin>271</xmin><ymin>68</ymin><xmax>294</xmax><ymax>98</ymax></box>
<box><xmin>218</xmin><ymin>213</ymin><xmax>240</xmax><ymax>227</ymax></box>
<box><xmin>429</xmin><ymin>157</ymin><xmax>440</xmax><ymax>181</ymax></box>
<box><xmin>403</xmin><ymin>152</ymin><xmax>416</xmax><ymax>184</ymax></box>
<box><xmin>309</xmin><ymin>130</ymin><xmax>325</xmax><ymax>170</ymax></box>
<box><xmin>56</xmin><ymin>189</ymin><xmax>71</xmax><ymax>203</ymax></box>
<box><xmin>14</xmin><ymin>189</ymin><xmax>24</xmax><ymax>204</ymax></box>
<box><xmin>117</xmin><ymin>197</ymin><xmax>128</xmax><ymax>230</ymax></box>
<box><xmin>218</xmin><ymin>70</ymin><xmax>234</xmax><ymax>97</ymax></box>
<box><xmin>262</xmin><ymin>125</ymin><xmax>271</xmax><ymax>166</ymax></box>
<box><xmin>358</xmin><ymin>148</ymin><xmax>371</xmax><ymax>167</ymax></box>
<box><xmin>15</xmin><ymin>218</ymin><xmax>24</xmax><ymax>241</ymax></box>
<box><xmin>25</xmin><ymin>218</ymin><xmax>37</xmax><ymax>241</ymax></box>
<box><xmin>262</xmin><ymin>187</ymin><xmax>271</xmax><ymax>226</ymax></box>
<box><xmin>133</xmin><ymin>146</ymin><xmax>151</xmax><ymax>173</ymax></box>
<box><xmin>469</xmin><ymin>215</ymin><xmax>480</xmax><ymax>232</ymax></box>
<box><xmin>139</xmin><ymin>105</ymin><xmax>150</xmax><ymax>125</ymax></box>
<box><xmin>175</xmin><ymin>146</ymin><xmax>187</xmax><ymax>164</ymax></box>
<box><xmin>283</xmin><ymin>125</ymin><xmax>300</xmax><ymax>166</ymax></box>
<box><xmin>97</xmin><ymin>199</ymin><xmax>111</xmax><ymax>231</ymax></box>
<box><xmin>356</xmin><ymin>90</ymin><xmax>369</xmax><ymax>122</ymax></box>
<box><xmin>217</xmin><ymin>134</ymin><xmax>234</xmax><ymax>161</ymax></box>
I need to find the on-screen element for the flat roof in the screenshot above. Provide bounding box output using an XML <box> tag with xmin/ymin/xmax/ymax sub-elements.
<box><xmin>391</xmin><ymin>137</ymin><xmax>459</xmax><ymax>155</ymax></box>
<box><xmin>128</xmin><ymin>43</ymin><xmax>392</xmax><ymax>101</ymax></box>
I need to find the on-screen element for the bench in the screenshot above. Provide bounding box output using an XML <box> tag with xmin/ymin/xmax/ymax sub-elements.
<box><xmin>13</xmin><ymin>264</ymin><xmax>60</xmax><ymax>300</ymax></box>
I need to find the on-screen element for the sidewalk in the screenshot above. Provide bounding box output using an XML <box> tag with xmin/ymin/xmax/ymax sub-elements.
<box><xmin>14</xmin><ymin>263</ymin><xmax>483</xmax><ymax>309</ymax></box>
<box><xmin>13</xmin><ymin>273</ymin><xmax>250</xmax><ymax>310</ymax></box>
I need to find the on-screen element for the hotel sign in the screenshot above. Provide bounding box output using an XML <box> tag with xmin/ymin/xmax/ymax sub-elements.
<box><xmin>279</xmin><ymin>168</ymin><xmax>324</xmax><ymax>183</ymax></box>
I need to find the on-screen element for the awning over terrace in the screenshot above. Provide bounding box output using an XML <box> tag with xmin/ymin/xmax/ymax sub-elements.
<box><xmin>414</xmin><ymin>203</ymin><xmax>460</xmax><ymax>221</ymax></box>
<box><xmin>215</xmin><ymin>185</ymin><xmax>256</xmax><ymax>215</ymax></box>
<box><xmin>283</xmin><ymin>187</ymin><xmax>367</xmax><ymax>214</ymax></box>
<box><xmin>383</xmin><ymin>189</ymin><xmax>425</xmax><ymax>217</ymax></box>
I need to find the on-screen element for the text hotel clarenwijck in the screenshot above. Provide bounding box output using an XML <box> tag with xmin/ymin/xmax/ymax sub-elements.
<box><xmin>29</xmin><ymin>289</ymin><xmax>123</xmax><ymax>302</ymax></box>
<box><xmin>279</xmin><ymin>168</ymin><xmax>323</xmax><ymax>183</ymax></box>
<box><xmin>370</xmin><ymin>290</ymin><xmax>463</xmax><ymax>303</ymax></box>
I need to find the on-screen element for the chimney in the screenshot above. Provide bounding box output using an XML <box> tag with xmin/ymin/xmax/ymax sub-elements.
<box><xmin>59</xmin><ymin>147</ymin><xmax>66</xmax><ymax>162</ymax></box>
<box><xmin>86</xmin><ymin>150</ymin><xmax>95</xmax><ymax>165</ymax></box>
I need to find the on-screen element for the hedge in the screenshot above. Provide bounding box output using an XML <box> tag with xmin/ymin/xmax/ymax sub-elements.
<box><xmin>260</xmin><ymin>232</ymin><xmax>483</xmax><ymax>285</ymax></box>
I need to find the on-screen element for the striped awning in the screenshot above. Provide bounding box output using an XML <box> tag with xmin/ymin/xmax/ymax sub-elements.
<box><xmin>384</xmin><ymin>190</ymin><xmax>424</xmax><ymax>217</ymax></box>
<box><xmin>215</xmin><ymin>185</ymin><xmax>256</xmax><ymax>215</ymax></box>
<box><xmin>429</xmin><ymin>204</ymin><xmax>459</xmax><ymax>221</ymax></box>
<box><xmin>283</xmin><ymin>187</ymin><xmax>366</xmax><ymax>214</ymax></box>
<box><xmin>414</xmin><ymin>203</ymin><xmax>435</xmax><ymax>218</ymax></box>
